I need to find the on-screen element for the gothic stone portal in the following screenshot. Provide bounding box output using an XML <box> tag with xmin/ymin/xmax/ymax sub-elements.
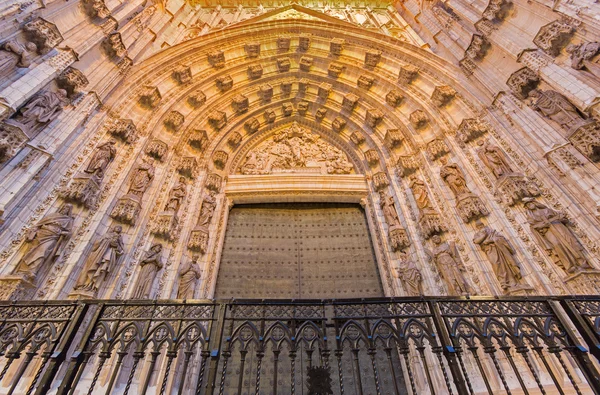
<box><xmin>215</xmin><ymin>203</ymin><xmax>384</xmax><ymax>299</ymax></box>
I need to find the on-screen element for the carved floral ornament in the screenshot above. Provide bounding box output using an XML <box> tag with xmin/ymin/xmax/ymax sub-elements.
<box><xmin>238</xmin><ymin>122</ymin><xmax>354</xmax><ymax>175</ymax></box>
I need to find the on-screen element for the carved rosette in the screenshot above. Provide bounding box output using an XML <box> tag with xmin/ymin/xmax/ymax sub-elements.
<box><xmin>164</xmin><ymin>111</ymin><xmax>185</xmax><ymax>132</ymax></box>
<box><xmin>318</xmin><ymin>82</ymin><xmax>332</xmax><ymax>99</ymax></box>
<box><xmin>426</xmin><ymin>139</ymin><xmax>450</xmax><ymax>161</ymax></box>
<box><xmin>456</xmin><ymin>118</ymin><xmax>490</xmax><ymax>144</ymax></box>
<box><xmin>0</xmin><ymin>122</ymin><xmax>30</xmax><ymax>164</ymax></box>
<box><xmin>213</xmin><ymin>151</ymin><xmax>228</xmax><ymax>169</ymax></box>
<box><xmin>208</xmin><ymin>111</ymin><xmax>227</xmax><ymax>130</ymax></box>
<box><xmin>208</xmin><ymin>50</ymin><xmax>225</xmax><ymax>68</ymax></box>
<box><xmin>259</xmin><ymin>84</ymin><xmax>273</xmax><ymax>101</ymax></box>
<box><xmin>506</xmin><ymin>67</ymin><xmax>539</xmax><ymax>99</ymax></box>
<box><xmin>105</xmin><ymin>117</ymin><xmax>137</xmax><ymax>144</ymax></box>
<box><xmin>332</xmin><ymin>117</ymin><xmax>346</xmax><ymax>133</ymax></box>
<box><xmin>350</xmin><ymin>132</ymin><xmax>365</xmax><ymax>146</ymax></box>
<box><xmin>245</xmin><ymin>118</ymin><xmax>260</xmax><ymax>133</ymax></box>
<box><xmin>282</xmin><ymin>103</ymin><xmax>293</xmax><ymax>117</ymax></box>
<box><xmin>145</xmin><ymin>139</ymin><xmax>168</xmax><ymax>160</ymax></box>
<box><xmin>399</xmin><ymin>65</ymin><xmax>419</xmax><ymax>84</ymax></box>
<box><xmin>372</xmin><ymin>172</ymin><xmax>389</xmax><ymax>191</ymax></box>
<box><xmin>568</xmin><ymin>120</ymin><xmax>600</xmax><ymax>162</ymax></box>
<box><xmin>177</xmin><ymin>157</ymin><xmax>198</xmax><ymax>179</ymax></box>
<box><xmin>298</xmin><ymin>101</ymin><xmax>309</xmax><ymax>116</ymax></box>
<box><xmin>533</xmin><ymin>20</ymin><xmax>576</xmax><ymax>57</ymax></box>
<box><xmin>385</xmin><ymin>129</ymin><xmax>404</xmax><ymax>149</ymax></box>
<box><xmin>455</xmin><ymin>193</ymin><xmax>489</xmax><ymax>222</ymax></box>
<box><xmin>245</xmin><ymin>42</ymin><xmax>260</xmax><ymax>58</ymax></box>
<box><xmin>103</xmin><ymin>32</ymin><xmax>127</xmax><ymax>59</ymax></box>
<box><xmin>216</xmin><ymin>75</ymin><xmax>233</xmax><ymax>92</ymax></box>
<box><xmin>366</xmin><ymin>109</ymin><xmax>384</xmax><ymax>128</ymax></box>
<box><xmin>496</xmin><ymin>174</ymin><xmax>540</xmax><ymax>206</ymax></box>
<box><xmin>386</xmin><ymin>90</ymin><xmax>404</xmax><ymax>107</ymax></box>
<box><xmin>298</xmin><ymin>33</ymin><xmax>311</xmax><ymax>51</ymax></box>
<box><xmin>172</xmin><ymin>65</ymin><xmax>192</xmax><ymax>85</ymax></box>
<box><xmin>409</xmin><ymin>110</ymin><xmax>428</xmax><ymax>129</ymax></box>
<box><xmin>187</xmin><ymin>90</ymin><xmax>206</xmax><ymax>108</ymax></box>
<box><xmin>330</xmin><ymin>38</ymin><xmax>345</xmax><ymax>55</ymax></box>
<box><xmin>365</xmin><ymin>149</ymin><xmax>379</xmax><ymax>167</ymax></box>
<box><xmin>343</xmin><ymin>93</ymin><xmax>359</xmax><ymax>112</ymax></box>
<box><xmin>187</xmin><ymin>227</ymin><xmax>209</xmax><ymax>253</ymax></box>
<box><xmin>300</xmin><ymin>56</ymin><xmax>313</xmax><ymax>71</ymax></box>
<box><xmin>248</xmin><ymin>64</ymin><xmax>263</xmax><ymax>79</ymax></box>
<box><xmin>365</xmin><ymin>50</ymin><xmax>381</xmax><ymax>67</ymax></box>
<box><xmin>264</xmin><ymin>109</ymin><xmax>276</xmax><ymax>123</ymax></box>
<box><xmin>232</xmin><ymin>95</ymin><xmax>249</xmax><ymax>114</ymax></box>
<box><xmin>431</xmin><ymin>86</ymin><xmax>457</xmax><ymax>107</ymax></box>
<box><xmin>328</xmin><ymin>62</ymin><xmax>344</xmax><ymax>78</ymax></box>
<box><xmin>188</xmin><ymin>130</ymin><xmax>208</xmax><ymax>150</ymax></box>
<box><xmin>205</xmin><ymin>173</ymin><xmax>222</xmax><ymax>192</ymax></box>
<box><xmin>397</xmin><ymin>155</ymin><xmax>419</xmax><ymax>177</ymax></box>
<box><xmin>23</xmin><ymin>18</ymin><xmax>63</xmax><ymax>53</ymax></box>
<box><xmin>139</xmin><ymin>86</ymin><xmax>161</xmax><ymax>109</ymax></box>
<box><xmin>61</xmin><ymin>173</ymin><xmax>101</xmax><ymax>208</ymax></box>
<box><xmin>56</xmin><ymin>67</ymin><xmax>89</xmax><ymax>97</ymax></box>
<box><xmin>277</xmin><ymin>57</ymin><xmax>291</xmax><ymax>72</ymax></box>
<box><xmin>110</xmin><ymin>194</ymin><xmax>142</xmax><ymax>225</ymax></box>
<box><xmin>358</xmin><ymin>75</ymin><xmax>375</xmax><ymax>90</ymax></box>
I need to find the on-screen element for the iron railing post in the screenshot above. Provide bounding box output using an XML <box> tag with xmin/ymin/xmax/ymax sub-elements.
<box><xmin>549</xmin><ymin>300</ymin><xmax>600</xmax><ymax>394</ymax></box>
<box><xmin>560</xmin><ymin>298</ymin><xmax>600</xmax><ymax>363</ymax></box>
<box><xmin>55</xmin><ymin>303</ymin><xmax>105</xmax><ymax>395</ymax></box>
<box><xmin>428</xmin><ymin>300</ymin><xmax>470</xmax><ymax>395</ymax></box>
<box><xmin>34</xmin><ymin>301</ymin><xmax>89</xmax><ymax>395</ymax></box>
<box><xmin>203</xmin><ymin>302</ymin><xmax>227</xmax><ymax>395</ymax></box>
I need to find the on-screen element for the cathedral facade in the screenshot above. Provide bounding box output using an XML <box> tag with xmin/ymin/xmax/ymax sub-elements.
<box><xmin>0</xmin><ymin>0</ymin><xmax>599</xmax><ymax>393</ymax></box>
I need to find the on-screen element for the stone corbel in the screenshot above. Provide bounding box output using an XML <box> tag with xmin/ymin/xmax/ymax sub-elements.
<box><xmin>56</xmin><ymin>67</ymin><xmax>89</xmax><ymax>97</ymax></box>
<box><xmin>172</xmin><ymin>65</ymin><xmax>192</xmax><ymax>85</ymax></box>
<box><xmin>103</xmin><ymin>32</ymin><xmax>127</xmax><ymax>59</ymax></box>
<box><xmin>145</xmin><ymin>139</ymin><xmax>168</xmax><ymax>160</ymax></box>
<box><xmin>205</xmin><ymin>173</ymin><xmax>222</xmax><ymax>192</ymax></box>
<box><xmin>533</xmin><ymin>19</ymin><xmax>576</xmax><ymax>57</ymax></box>
<box><xmin>366</xmin><ymin>108</ymin><xmax>384</xmax><ymax>128</ymax></box>
<box><xmin>177</xmin><ymin>156</ymin><xmax>198</xmax><ymax>178</ymax></box>
<box><xmin>385</xmin><ymin>129</ymin><xmax>404</xmax><ymax>149</ymax></box>
<box><xmin>506</xmin><ymin>67</ymin><xmax>539</xmax><ymax>99</ymax></box>
<box><xmin>164</xmin><ymin>111</ymin><xmax>184</xmax><ymax>132</ymax></box>
<box><xmin>23</xmin><ymin>18</ymin><xmax>63</xmax><ymax>54</ymax></box>
<box><xmin>409</xmin><ymin>110</ymin><xmax>428</xmax><ymax>129</ymax></box>
<box><xmin>208</xmin><ymin>110</ymin><xmax>226</xmax><ymax>130</ymax></box>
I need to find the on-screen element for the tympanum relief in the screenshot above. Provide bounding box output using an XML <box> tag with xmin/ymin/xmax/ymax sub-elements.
<box><xmin>239</xmin><ymin>123</ymin><xmax>353</xmax><ymax>175</ymax></box>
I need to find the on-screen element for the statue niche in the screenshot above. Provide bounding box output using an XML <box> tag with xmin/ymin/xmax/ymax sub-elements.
<box><xmin>408</xmin><ymin>176</ymin><xmax>447</xmax><ymax>238</ymax></box>
<box><xmin>439</xmin><ymin>158</ymin><xmax>488</xmax><ymax>222</ymax></box>
<box><xmin>152</xmin><ymin>177</ymin><xmax>187</xmax><ymax>240</ymax></box>
<box><xmin>188</xmin><ymin>191</ymin><xmax>217</xmax><ymax>253</ymax></box>
<box><xmin>110</xmin><ymin>157</ymin><xmax>155</xmax><ymax>225</ymax></box>
<box><xmin>239</xmin><ymin>122</ymin><xmax>353</xmax><ymax>175</ymax></box>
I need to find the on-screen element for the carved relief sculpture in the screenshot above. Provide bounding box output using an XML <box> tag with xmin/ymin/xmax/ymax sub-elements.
<box><xmin>62</xmin><ymin>140</ymin><xmax>117</xmax><ymax>208</ymax></box>
<box><xmin>153</xmin><ymin>177</ymin><xmax>187</xmax><ymax>239</ymax></box>
<box><xmin>426</xmin><ymin>138</ymin><xmax>449</xmax><ymax>161</ymax></box>
<box><xmin>176</xmin><ymin>157</ymin><xmax>198</xmax><ymax>178</ymax></box>
<box><xmin>379</xmin><ymin>190</ymin><xmax>410</xmax><ymax>251</ymax></box>
<box><xmin>0</xmin><ymin>40</ymin><xmax>36</xmax><ymax>77</ymax></box>
<box><xmin>110</xmin><ymin>157</ymin><xmax>155</xmax><ymax>225</ymax></box>
<box><xmin>566</xmin><ymin>41</ymin><xmax>600</xmax><ymax>79</ymax></box>
<box><xmin>524</xmin><ymin>199</ymin><xmax>593</xmax><ymax>274</ymax></box>
<box><xmin>131</xmin><ymin>243</ymin><xmax>163</xmax><ymax>299</ymax></box>
<box><xmin>473</xmin><ymin>221</ymin><xmax>526</xmax><ymax>292</ymax></box>
<box><xmin>177</xmin><ymin>255</ymin><xmax>202</xmax><ymax>299</ymax></box>
<box><xmin>409</xmin><ymin>177</ymin><xmax>447</xmax><ymax>239</ymax></box>
<box><xmin>456</xmin><ymin>118</ymin><xmax>489</xmax><ymax>144</ymax></box>
<box><xmin>396</xmin><ymin>155</ymin><xmax>419</xmax><ymax>177</ymax></box>
<box><xmin>11</xmin><ymin>89</ymin><xmax>69</xmax><ymax>134</ymax></box>
<box><xmin>440</xmin><ymin>159</ymin><xmax>488</xmax><ymax>222</ymax></box>
<box><xmin>429</xmin><ymin>235</ymin><xmax>471</xmax><ymax>295</ymax></box>
<box><xmin>73</xmin><ymin>225</ymin><xmax>124</xmax><ymax>296</ymax></box>
<box><xmin>145</xmin><ymin>139</ymin><xmax>168</xmax><ymax>161</ymax></box>
<box><xmin>568</xmin><ymin>120</ymin><xmax>600</xmax><ymax>162</ymax></box>
<box><xmin>394</xmin><ymin>251</ymin><xmax>423</xmax><ymax>296</ymax></box>
<box><xmin>13</xmin><ymin>204</ymin><xmax>74</xmax><ymax>282</ymax></box>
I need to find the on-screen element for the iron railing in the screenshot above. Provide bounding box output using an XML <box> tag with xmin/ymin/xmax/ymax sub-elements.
<box><xmin>0</xmin><ymin>297</ymin><xmax>599</xmax><ymax>394</ymax></box>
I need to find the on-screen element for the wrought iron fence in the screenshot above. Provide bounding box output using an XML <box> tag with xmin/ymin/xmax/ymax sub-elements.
<box><xmin>0</xmin><ymin>297</ymin><xmax>599</xmax><ymax>395</ymax></box>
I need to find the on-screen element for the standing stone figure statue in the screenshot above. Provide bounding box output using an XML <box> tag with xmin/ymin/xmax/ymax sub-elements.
<box><xmin>131</xmin><ymin>243</ymin><xmax>163</xmax><ymax>299</ymax></box>
<box><xmin>17</xmin><ymin>89</ymin><xmax>69</xmax><ymax>132</ymax></box>
<box><xmin>14</xmin><ymin>204</ymin><xmax>74</xmax><ymax>282</ymax></box>
<box><xmin>524</xmin><ymin>199</ymin><xmax>592</xmax><ymax>273</ymax></box>
<box><xmin>394</xmin><ymin>251</ymin><xmax>424</xmax><ymax>296</ymax></box>
<box><xmin>429</xmin><ymin>235</ymin><xmax>471</xmax><ymax>295</ymax></box>
<box><xmin>379</xmin><ymin>190</ymin><xmax>402</xmax><ymax>228</ymax></box>
<box><xmin>177</xmin><ymin>255</ymin><xmax>202</xmax><ymax>299</ymax></box>
<box><xmin>165</xmin><ymin>177</ymin><xmax>187</xmax><ymax>212</ymax></box>
<box><xmin>74</xmin><ymin>225</ymin><xmax>124</xmax><ymax>294</ymax></box>
<box><xmin>473</xmin><ymin>220</ymin><xmax>523</xmax><ymax>291</ymax></box>
<box><xmin>477</xmin><ymin>141</ymin><xmax>513</xmax><ymax>179</ymax></box>
<box><xmin>409</xmin><ymin>177</ymin><xmax>433</xmax><ymax>211</ymax></box>
<box><xmin>566</xmin><ymin>42</ymin><xmax>600</xmax><ymax>79</ymax></box>
<box><xmin>128</xmin><ymin>157</ymin><xmax>155</xmax><ymax>196</ymax></box>
<box><xmin>529</xmin><ymin>89</ymin><xmax>586</xmax><ymax>130</ymax></box>
<box><xmin>197</xmin><ymin>192</ymin><xmax>217</xmax><ymax>227</ymax></box>
<box><xmin>0</xmin><ymin>40</ymin><xmax>37</xmax><ymax>77</ymax></box>
<box><xmin>84</xmin><ymin>140</ymin><xmax>117</xmax><ymax>178</ymax></box>
<box><xmin>439</xmin><ymin>161</ymin><xmax>470</xmax><ymax>197</ymax></box>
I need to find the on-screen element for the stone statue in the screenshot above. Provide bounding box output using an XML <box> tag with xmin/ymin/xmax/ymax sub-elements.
<box><xmin>14</xmin><ymin>204</ymin><xmax>74</xmax><ymax>282</ymax></box>
<box><xmin>165</xmin><ymin>177</ymin><xmax>187</xmax><ymax>212</ymax></box>
<box><xmin>197</xmin><ymin>192</ymin><xmax>217</xmax><ymax>227</ymax></box>
<box><xmin>16</xmin><ymin>89</ymin><xmax>69</xmax><ymax>132</ymax></box>
<box><xmin>131</xmin><ymin>243</ymin><xmax>163</xmax><ymax>299</ymax></box>
<box><xmin>477</xmin><ymin>141</ymin><xmax>513</xmax><ymax>179</ymax></box>
<box><xmin>394</xmin><ymin>251</ymin><xmax>423</xmax><ymax>296</ymax></box>
<box><xmin>128</xmin><ymin>157</ymin><xmax>155</xmax><ymax>196</ymax></box>
<box><xmin>0</xmin><ymin>40</ymin><xmax>37</xmax><ymax>76</ymax></box>
<box><xmin>409</xmin><ymin>177</ymin><xmax>433</xmax><ymax>210</ymax></box>
<box><xmin>84</xmin><ymin>140</ymin><xmax>117</xmax><ymax>178</ymax></box>
<box><xmin>74</xmin><ymin>225</ymin><xmax>124</xmax><ymax>294</ymax></box>
<box><xmin>473</xmin><ymin>221</ymin><xmax>523</xmax><ymax>291</ymax></box>
<box><xmin>440</xmin><ymin>161</ymin><xmax>470</xmax><ymax>197</ymax></box>
<box><xmin>566</xmin><ymin>42</ymin><xmax>600</xmax><ymax>78</ymax></box>
<box><xmin>529</xmin><ymin>89</ymin><xmax>586</xmax><ymax>130</ymax></box>
<box><xmin>524</xmin><ymin>199</ymin><xmax>592</xmax><ymax>274</ymax></box>
<box><xmin>428</xmin><ymin>235</ymin><xmax>471</xmax><ymax>295</ymax></box>
<box><xmin>379</xmin><ymin>190</ymin><xmax>401</xmax><ymax>228</ymax></box>
<box><xmin>177</xmin><ymin>254</ymin><xmax>202</xmax><ymax>299</ymax></box>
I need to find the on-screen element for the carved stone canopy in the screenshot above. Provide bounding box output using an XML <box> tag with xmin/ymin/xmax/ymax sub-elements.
<box><xmin>343</xmin><ymin>93</ymin><xmax>359</xmax><ymax>111</ymax></box>
<box><xmin>534</xmin><ymin>20</ymin><xmax>576</xmax><ymax>57</ymax></box>
<box><xmin>103</xmin><ymin>32</ymin><xmax>127</xmax><ymax>59</ymax></box>
<box><xmin>187</xmin><ymin>90</ymin><xmax>206</xmax><ymax>108</ymax></box>
<box><xmin>238</xmin><ymin>122</ymin><xmax>354</xmax><ymax>175</ymax></box>
<box><xmin>172</xmin><ymin>65</ymin><xmax>192</xmax><ymax>85</ymax></box>
<box><xmin>259</xmin><ymin>84</ymin><xmax>273</xmax><ymax>101</ymax></box>
<box><xmin>245</xmin><ymin>42</ymin><xmax>260</xmax><ymax>58</ymax></box>
<box><xmin>105</xmin><ymin>117</ymin><xmax>137</xmax><ymax>144</ymax></box>
<box><xmin>399</xmin><ymin>64</ymin><xmax>419</xmax><ymax>84</ymax></box>
<box><xmin>358</xmin><ymin>75</ymin><xmax>375</xmax><ymax>89</ymax></box>
<box><xmin>82</xmin><ymin>0</ymin><xmax>111</xmax><ymax>19</ymax></box>
<box><xmin>482</xmin><ymin>0</ymin><xmax>512</xmax><ymax>22</ymax></box>
<box><xmin>506</xmin><ymin>67</ymin><xmax>539</xmax><ymax>99</ymax></box>
<box><xmin>56</xmin><ymin>67</ymin><xmax>89</xmax><ymax>97</ymax></box>
<box><xmin>23</xmin><ymin>18</ymin><xmax>63</xmax><ymax>54</ymax></box>
<box><xmin>139</xmin><ymin>86</ymin><xmax>161</xmax><ymax>108</ymax></box>
<box><xmin>365</xmin><ymin>50</ymin><xmax>381</xmax><ymax>67</ymax></box>
<box><xmin>299</xmin><ymin>56</ymin><xmax>313</xmax><ymax>71</ymax></box>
